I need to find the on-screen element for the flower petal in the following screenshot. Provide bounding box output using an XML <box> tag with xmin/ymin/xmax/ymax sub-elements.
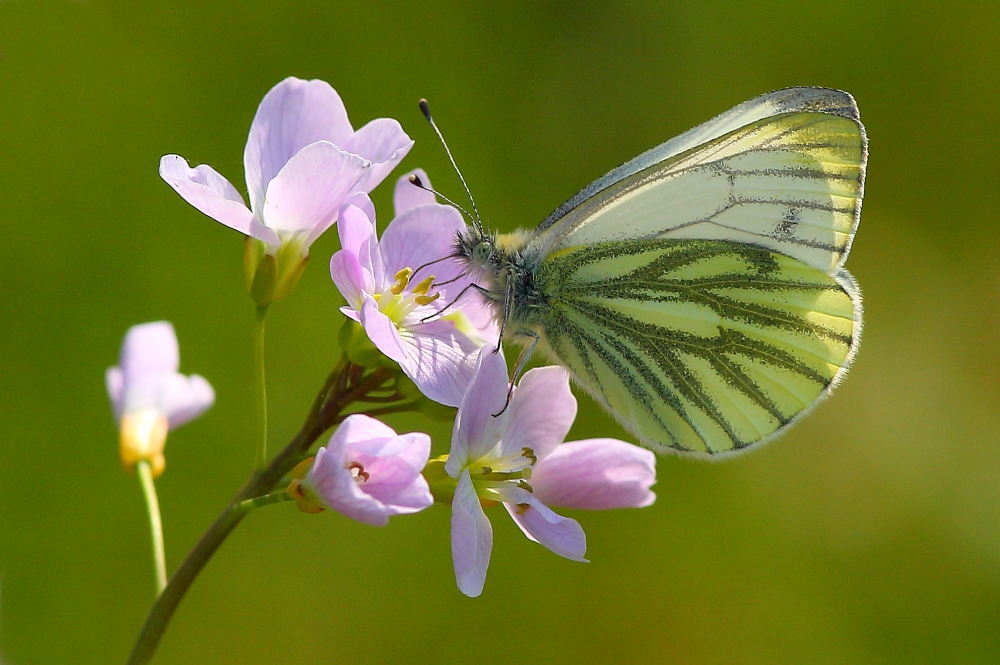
<box><xmin>159</xmin><ymin>155</ymin><xmax>277</xmax><ymax>245</ymax></box>
<box><xmin>334</xmin><ymin>197</ymin><xmax>385</xmax><ymax>289</ymax></box>
<box><xmin>501</xmin><ymin>489</ymin><xmax>587</xmax><ymax>562</ymax></box>
<box><xmin>341</xmin><ymin>118</ymin><xmax>414</xmax><ymax>193</ymax></box>
<box><xmin>445</xmin><ymin>347</ymin><xmax>509</xmax><ymax>477</ymax></box>
<box><xmin>379</xmin><ymin>203</ymin><xmax>467</xmax><ymax>291</ymax></box>
<box><xmin>159</xmin><ymin>374</ymin><xmax>215</xmax><ymax>430</ymax></box>
<box><xmin>394</xmin><ymin>319</ymin><xmax>483</xmax><ymax>407</ymax></box>
<box><xmin>244</xmin><ymin>77</ymin><xmax>353</xmax><ymax>214</ymax></box>
<box><xmin>530</xmin><ymin>439</ymin><xmax>657</xmax><ymax>510</ymax></box>
<box><xmin>393</xmin><ymin>169</ymin><xmax>436</xmax><ymax>216</ymax></box>
<box><xmin>119</xmin><ymin>321</ymin><xmax>179</xmax><ymax>386</ymax></box>
<box><xmin>451</xmin><ymin>470</ymin><xmax>493</xmax><ymax>597</ymax></box>
<box><xmin>502</xmin><ymin>366</ymin><xmax>577</xmax><ymax>462</ymax></box>
<box><xmin>105</xmin><ymin>366</ymin><xmax>124</xmax><ymax>422</ymax></box>
<box><xmin>330</xmin><ymin>250</ymin><xmax>372</xmax><ymax>310</ymax></box>
<box><xmin>354</xmin><ymin>432</ymin><xmax>433</xmax><ymax>513</ymax></box>
<box><xmin>305</xmin><ymin>444</ymin><xmax>392</xmax><ymax>527</ymax></box>
<box><xmin>261</xmin><ymin>141</ymin><xmax>370</xmax><ymax>238</ymax></box>
<box><xmin>360</xmin><ymin>298</ymin><xmax>408</xmax><ymax>363</ymax></box>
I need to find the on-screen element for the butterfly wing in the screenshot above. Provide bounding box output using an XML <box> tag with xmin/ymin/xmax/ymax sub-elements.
<box><xmin>528</xmin><ymin>87</ymin><xmax>866</xmax><ymax>274</ymax></box>
<box><xmin>521</xmin><ymin>87</ymin><xmax>866</xmax><ymax>455</ymax></box>
<box><xmin>535</xmin><ymin>239</ymin><xmax>861</xmax><ymax>456</ymax></box>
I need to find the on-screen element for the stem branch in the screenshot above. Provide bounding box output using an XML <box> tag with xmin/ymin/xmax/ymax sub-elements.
<box><xmin>127</xmin><ymin>362</ymin><xmax>398</xmax><ymax>665</ymax></box>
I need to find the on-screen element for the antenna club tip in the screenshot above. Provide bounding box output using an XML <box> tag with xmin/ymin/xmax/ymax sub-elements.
<box><xmin>418</xmin><ymin>98</ymin><xmax>432</xmax><ymax>120</ymax></box>
<box><xmin>408</xmin><ymin>173</ymin><xmax>424</xmax><ymax>187</ymax></box>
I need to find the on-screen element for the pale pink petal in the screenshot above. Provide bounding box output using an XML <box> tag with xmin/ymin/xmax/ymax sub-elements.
<box><xmin>354</xmin><ymin>432</ymin><xmax>433</xmax><ymax>513</ymax></box>
<box><xmin>105</xmin><ymin>366</ymin><xmax>124</xmax><ymax>421</ymax></box>
<box><xmin>331</xmin><ymin>413</ymin><xmax>398</xmax><ymax>446</ymax></box>
<box><xmin>341</xmin><ymin>118</ymin><xmax>414</xmax><ymax>193</ymax></box>
<box><xmin>306</xmin><ymin>444</ymin><xmax>392</xmax><ymax>527</ymax></box>
<box><xmin>119</xmin><ymin>321</ymin><xmax>178</xmax><ymax>385</ymax></box>
<box><xmin>159</xmin><ymin>374</ymin><xmax>215</xmax><ymax>430</ymax></box>
<box><xmin>336</xmin><ymin>197</ymin><xmax>378</xmax><ymax>257</ymax></box>
<box><xmin>244</xmin><ymin>77</ymin><xmax>353</xmax><ymax>214</ymax></box>
<box><xmin>379</xmin><ymin>204</ymin><xmax>467</xmax><ymax>290</ymax></box>
<box><xmin>500</xmin><ymin>488</ymin><xmax>587</xmax><ymax>562</ymax></box>
<box><xmin>261</xmin><ymin>142</ymin><xmax>370</xmax><ymax>238</ymax></box>
<box><xmin>318</xmin><ymin>192</ymin><xmax>377</xmax><ymax>251</ymax></box>
<box><xmin>360</xmin><ymin>298</ymin><xmax>407</xmax><ymax>363</ymax></box>
<box><xmin>393</xmin><ymin>169</ymin><xmax>436</xmax><ymax>216</ymax></box>
<box><xmin>501</xmin><ymin>366</ymin><xmax>577</xmax><ymax>462</ymax></box>
<box><xmin>451</xmin><ymin>470</ymin><xmax>493</xmax><ymax>598</ymax></box>
<box><xmin>395</xmin><ymin>319</ymin><xmax>483</xmax><ymax>409</ymax></box>
<box><xmin>330</xmin><ymin>250</ymin><xmax>372</xmax><ymax>310</ymax></box>
<box><xmin>445</xmin><ymin>348</ymin><xmax>509</xmax><ymax>477</ymax></box>
<box><xmin>159</xmin><ymin>155</ymin><xmax>278</xmax><ymax>245</ymax></box>
<box><xmin>530</xmin><ymin>439</ymin><xmax>657</xmax><ymax>510</ymax></box>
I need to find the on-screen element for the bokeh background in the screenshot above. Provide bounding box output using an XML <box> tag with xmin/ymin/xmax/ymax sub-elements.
<box><xmin>2</xmin><ymin>1</ymin><xmax>999</xmax><ymax>663</ymax></box>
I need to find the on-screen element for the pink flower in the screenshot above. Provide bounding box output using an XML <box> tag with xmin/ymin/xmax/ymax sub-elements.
<box><xmin>159</xmin><ymin>77</ymin><xmax>413</xmax><ymax>259</ymax></box>
<box><xmin>292</xmin><ymin>415</ymin><xmax>433</xmax><ymax>526</ymax></box>
<box><xmin>445</xmin><ymin>349</ymin><xmax>656</xmax><ymax>597</ymax></box>
<box><xmin>106</xmin><ymin>322</ymin><xmax>215</xmax><ymax>477</ymax></box>
<box><xmin>330</xmin><ymin>170</ymin><xmax>498</xmax><ymax>406</ymax></box>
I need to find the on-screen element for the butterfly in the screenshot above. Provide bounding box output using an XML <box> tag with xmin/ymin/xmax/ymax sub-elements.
<box><xmin>434</xmin><ymin>87</ymin><xmax>866</xmax><ymax>457</ymax></box>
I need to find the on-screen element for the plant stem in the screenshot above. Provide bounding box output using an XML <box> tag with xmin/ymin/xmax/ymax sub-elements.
<box><xmin>136</xmin><ymin>460</ymin><xmax>167</xmax><ymax>595</ymax></box>
<box><xmin>236</xmin><ymin>490</ymin><xmax>294</xmax><ymax>513</ymax></box>
<box><xmin>253</xmin><ymin>305</ymin><xmax>269</xmax><ymax>471</ymax></box>
<box><xmin>127</xmin><ymin>363</ymin><xmax>397</xmax><ymax>665</ymax></box>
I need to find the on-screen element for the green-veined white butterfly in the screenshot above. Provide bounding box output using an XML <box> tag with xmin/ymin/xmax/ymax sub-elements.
<box><xmin>427</xmin><ymin>87</ymin><xmax>866</xmax><ymax>457</ymax></box>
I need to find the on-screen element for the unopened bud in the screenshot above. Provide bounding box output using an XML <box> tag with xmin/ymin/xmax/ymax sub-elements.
<box><xmin>119</xmin><ymin>408</ymin><xmax>169</xmax><ymax>478</ymax></box>
<box><xmin>337</xmin><ymin>319</ymin><xmax>384</xmax><ymax>368</ymax></box>
<box><xmin>244</xmin><ymin>235</ymin><xmax>309</xmax><ymax>307</ymax></box>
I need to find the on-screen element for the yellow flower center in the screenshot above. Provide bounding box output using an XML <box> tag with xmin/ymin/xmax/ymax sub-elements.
<box><xmin>373</xmin><ymin>267</ymin><xmax>441</xmax><ymax>326</ymax></box>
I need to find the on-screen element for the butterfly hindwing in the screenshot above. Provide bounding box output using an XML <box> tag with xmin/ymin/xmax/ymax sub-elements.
<box><xmin>532</xmin><ymin>238</ymin><xmax>861</xmax><ymax>456</ymax></box>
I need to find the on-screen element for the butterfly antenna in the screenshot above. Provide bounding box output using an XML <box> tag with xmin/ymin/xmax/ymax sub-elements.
<box><xmin>408</xmin><ymin>174</ymin><xmax>477</xmax><ymax>225</ymax></box>
<box><xmin>419</xmin><ymin>99</ymin><xmax>483</xmax><ymax>233</ymax></box>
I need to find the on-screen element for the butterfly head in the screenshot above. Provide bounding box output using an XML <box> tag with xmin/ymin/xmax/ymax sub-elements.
<box><xmin>456</xmin><ymin>225</ymin><xmax>497</xmax><ymax>271</ymax></box>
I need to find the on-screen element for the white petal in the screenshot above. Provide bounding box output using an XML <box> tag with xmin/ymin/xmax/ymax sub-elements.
<box><xmin>451</xmin><ymin>470</ymin><xmax>493</xmax><ymax>597</ymax></box>
<box><xmin>502</xmin><ymin>490</ymin><xmax>587</xmax><ymax>562</ymax></box>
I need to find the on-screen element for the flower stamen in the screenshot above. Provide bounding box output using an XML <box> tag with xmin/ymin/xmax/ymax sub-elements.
<box><xmin>390</xmin><ymin>268</ymin><xmax>412</xmax><ymax>295</ymax></box>
<box><xmin>521</xmin><ymin>447</ymin><xmax>537</xmax><ymax>466</ymax></box>
<box><xmin>347</xmin><ymin>461</ymin><xmax>370</xmax><ymax>483</ymax></box>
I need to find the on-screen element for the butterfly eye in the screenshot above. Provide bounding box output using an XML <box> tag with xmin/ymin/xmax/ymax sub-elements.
<box><xmin>472</xmin><ymin>241</ymin><xmax>492</xmax><ymax>266</ymax></box>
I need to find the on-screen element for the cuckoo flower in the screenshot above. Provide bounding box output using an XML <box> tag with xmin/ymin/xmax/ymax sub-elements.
<box><xmin>288</xmin><ymin>415</ymin><xmax>433</xmax><ymax>526</ymax></box>
<box><xmin>159</xmin><ymin>77</ymin><xmax>413</xmax><ymax>305</ymax></box>
<box><xmin>330</xmin><ymin>170</ymin><xmax>498</xmax><ymax>406</ymax></box>
<box><xmin>443</xmin><ymin>349</ymin><xmax>657</xmax><ymax>597</ymax></box>
<box><xmin>106</xmin><ymin>322</ymin><xmax>215</xmax><ymax>477</ymax></box>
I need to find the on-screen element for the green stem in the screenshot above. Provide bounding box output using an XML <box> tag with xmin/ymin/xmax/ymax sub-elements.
<box><xmin>127</xmin><ymin>363</ymin><xmax>399</xmax><ymax>665</ymax></box>
<box><xmin>253</xmin><ymin>305</ymin><xmax>269</xmax><ymax>471</ymax></box>
<box><xmin>237</xmin><ymin>490</ymin><xmax>294</xmax><ymax>513</ymax></box>
<box><xmin>136</xmin><ymin>460</ymin><xmax>167</xmax><ymax>595</ymax></box>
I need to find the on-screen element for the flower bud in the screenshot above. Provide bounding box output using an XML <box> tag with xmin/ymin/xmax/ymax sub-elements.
<box><xmin>244</xmin><ymin>235</ymin><xmax>309</xmax><ymax>307</ymax></box>
<box><xmin>119</xmin><ymin>408</ymin><xmax>169</xmax><ymax>478</ymax></box>
<box><xmin>422</xmin><ymin>455</ymin><xmax>457</xmax><ymax>504</ymax></box>
<box><xmin>337</xmin><ymin>319</ymin><xmax>383</xmax><ymax>368</ymax></box>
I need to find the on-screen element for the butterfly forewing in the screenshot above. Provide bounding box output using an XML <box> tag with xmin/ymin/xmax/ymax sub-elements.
<box><xmin>530</xmin><ymin>103</ymin><xmax>866</xmax><ymax>275</ymax></box>
<box><xmin>533</xmin><ymin>239</ymin><xmax>860</xmax><ymax>455</ymax></box>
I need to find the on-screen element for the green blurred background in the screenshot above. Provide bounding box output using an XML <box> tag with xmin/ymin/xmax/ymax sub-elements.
<box><xmin>2</xmin><ymin>1</ymin><xmax>999</xmax><ymax>663</ymax></box>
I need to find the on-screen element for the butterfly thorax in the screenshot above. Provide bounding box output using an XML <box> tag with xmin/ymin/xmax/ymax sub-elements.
<box><xmin>455</xmin><ymin>227</ymin><xmax>550</xmax><ymax>332</ymax></box>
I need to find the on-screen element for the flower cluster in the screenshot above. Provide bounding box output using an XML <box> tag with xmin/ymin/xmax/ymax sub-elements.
<box><xmin>110</xmin><ymin>76</ymin><xmax>657</xmax><ymax>605</ymax></box>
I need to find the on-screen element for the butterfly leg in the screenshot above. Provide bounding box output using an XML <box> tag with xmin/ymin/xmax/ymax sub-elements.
<box><xmin>493</xmin><ymin>271</ymin><xmax>514</xmax><ymax>353</ymax></box>
<box><xmin>491</xmin><ymin>330</ymin><xmax>539</xmax><ymax>418</ymax></box>
<box><xmin>419</xmin><ymin>282</ymin><xmax>490</xmax><ymax>323</ymax></box>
